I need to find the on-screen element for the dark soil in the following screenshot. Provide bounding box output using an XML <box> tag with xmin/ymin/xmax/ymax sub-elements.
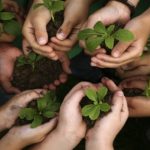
<box><xmin>47</xmin><ymin>11</ymin><xmax>64</xmax><ymax>38</ymax></box>
<box><xmin>123</xmin><ymin>88</ymin><xmax>144</xmax><ymax>97</ymax></box>
<box><xmin>12</xmin><ymin>11</ymin><xmax>64</xmax><ymax>91</ymax></box>
<box><xmin>12</xmin><ymin>58</ymin><xmax>63</xmax><ymax>91</ymax></box>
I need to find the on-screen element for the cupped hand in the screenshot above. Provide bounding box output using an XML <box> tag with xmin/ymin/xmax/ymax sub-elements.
<box><xmin>0</xmin><ymin>89</ymin><xmax>46</xmax><ymax>131</ymax></box>
<box><xmin>22</xmin><ymin>0</ymin><xmax>58</xmax><ymax>60</ymax></box>
<box><xmin>0</xmin><ymin>117</ymin><xmax>57</xmax><ymax>150</ymax></box>
<box><xmin>0</xmin><ymin>43</ymin><xmax>22</xmax><ymax>93</ymax></box>
<box><xmin>91</xmin><ymin>9</ymin><xmax>150</xmax><ymax>68</ymax></box>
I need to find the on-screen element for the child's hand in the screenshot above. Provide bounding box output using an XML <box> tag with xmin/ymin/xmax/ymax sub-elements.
<box><xmin>0</xmin><ymin>118</ymin><xmax>57</xmax><ymax>150</ymax></box>
<box><xmin>119</xmin><ymin>76</ymin><xmax>150</xmax><ymax>117</ymax></box>
<box><xmin>86</xmin><ymin>89</ymin><xmax>128</xmax><ymax>150</ymax></box>
<box><xmin>31</xmin><ymin>82</ymin><xmax>95</xmax><ymax>150</ymax></box>
<box><xmin>91</xmin><ymin>9</ymin><xmax>150</xmax><ymax>68</ymax></box>
<box><xmin>0</xmin><ymin>43</ymin><xmax>22</xmax><ymax>93</ymax></box>
<box><xmin>49</xmin><ymin>0</ymin><xmax>92</xmax><ymax>52</ymax></box>
<box><xmin>23</xmin><ymin>0</ymin><xmax>58</xmax><ymax>60</ymax></box>
<box><xmin>0</xmin><ymin>89</ymin><xmax>45</xmax><ymax>131</ymax></box>
<box><xmin>117</xmin><ymin>52</ymin><xmax>150</xmax><ymax>78</ymax></box>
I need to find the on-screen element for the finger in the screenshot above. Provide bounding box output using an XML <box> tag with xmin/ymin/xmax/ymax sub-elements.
<box><xmin>36</xmin><ymin>117</ymin><xmax>57</xmax><ymax>133</ymax></box>
<box><xmin>11</xmin><ymin>89</ymin><xmax>46</xmax><ymax>106</ymax></box>
<box><xmin>1</xmin><ymin>79</ymin><xmax>20</xmax><ymax>94</ymax></box>
<box><xmin>22</xmin><ymin>39</ymin><xmax>32</xmax><ymax>55</ymax></box>
<box><xmin>33</xmin><ymin>19</ymin><xmax>49</xmax><ymax>45</ymax></box>
<box><xmin>121</xmin><ymin>95</ymin><xmax>129</xmax><ymax>118</ymax></box>
<box><xmin>111</xmin><ymin>91</ymin><xmax>124</xmax><ymax>113</ymax></box>
<box><xmin>119</xmin><ymin>79</ymin><xmax>147</xmax><ymax>90</ymax></box>
<box><xmin>49</xmin><ymin>42</ymin><xmax>71</xmax><ymax>52</ymax></box>
<box><xmin>111</xmin><ymin>42</ymin><xmax>131</xmax><ymax>57</ymax></box>
<box><xmin>101</xmin><ymin>77</ymin><xmax>120</xmax><ymax>92</ymax></box>
<box><xmin>59</xmin><ymin>73</ymin><xmax>68</xmax><ymax>83</ymax></box>
<box><xmin>64</xmin><ymin>82</ymin><xmax>94</xmax><ymax>101</ymax></box>
<box><xmin>56</xmin><ymin>18</ymin><xmax>75</xmax><ymax>40</ymax></box>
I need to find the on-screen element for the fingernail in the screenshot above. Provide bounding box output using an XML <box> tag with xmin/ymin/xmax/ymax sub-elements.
<box><xmin>57</xmin><ymin>29</ymin><xmax>66</xmax><ymax>40</ymax></box>
<box><xmin>102</xmin><ymin>77</ymin><xmax>109</xmax><ymax>81</ymax></box>
<box><xmin>112</xmin><ymin>51</ymin><xmax>120</xmax><ymax>58</ymax></box>
<box><xmin>38</xmin><ymin>37</ymin><xmax>47</xmax><ymax>45</ymax></box>
<box><xmin>116</xmin><ymin>91</ymin><xmax>124</xmax><ymax>96</ymax></box>
<box><xmin>91</xmin><ymin>63</ymin><xmax>96</xmax><ymax>66</ymax></box>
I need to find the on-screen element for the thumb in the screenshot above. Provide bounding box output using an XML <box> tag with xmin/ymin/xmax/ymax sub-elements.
<box><xmin>33</xmin><ymin>19</ymin><xmax>49</xmax><ymax>45</ymax></box>
<box><xmin>56</xmin><ymin>19</ymin><xmax>75</xmax><ymax>40</ymax></box>
<box><xmin>37</xmin><ymin>117</ymin><xmax>58</xmax><ymax>134</ymax></box>
<box><xmin>111</xmin><ymin>42</ymin><xmax>131</xmax><ymax>58</ymax></box>
<box><xmin>111</xmin><ymin>91</ymin><xmax>124</xmax><ymax>113</ymax></box>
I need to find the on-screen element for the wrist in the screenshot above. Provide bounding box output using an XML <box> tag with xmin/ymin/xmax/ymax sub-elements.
<box><xmin>107</xmin><ymin>0</ymin><xmax>131</xmax><ymax>21</ymax></box>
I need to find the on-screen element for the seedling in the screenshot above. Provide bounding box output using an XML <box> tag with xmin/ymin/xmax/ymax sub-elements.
<box><xmin>143</xmin><ymin>79</ymin><xmax>150</xmax><ymax>98</ymax></box>
<box><xmin>17</xmin><ymin>52</ymin><xmax>43</xmax><ymax>71</ymax></box>
<box><xmin>0</xmin><ymin>0</ymin><xmax>21</xmax><ymax>36</ymax></box>
<box><xmin>78</xmin><ymin>21</ymin><xmax>134</xmax><ymax>53</ymax></box>
<box><xmin>33</xmin><ymin>0</ymin><xmax>64</xmax><ymax>21</ymax></box>
<box><xmin>19</xmin><ymin>91</ymin><xmax>60</xmax><ymax>128</ymax></box>
<box><xmin>82</xmin><ymin>86</ymin><xmax>110</xmax><ymax>120</ymax></box>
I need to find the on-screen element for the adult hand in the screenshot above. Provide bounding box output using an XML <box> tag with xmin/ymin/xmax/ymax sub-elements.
<box><xmin>0</xmin><ymin>89</ymin><xmax>46</xmax><ymax>131</ymax></box>
<box><xmin>22</xmin><ymin>0</ymin><xmax>58</xmax><ymax>60</ymax></box>
<box><xmin>86</xmin><ymin>78</ymin><xmax>128</xmax><ymax>150</ymax></box>
<box><xmin>49</xmin><ymin>0</ymin><xmax>92</xmax><ymax>52</ymax></box>
<box><xmin>91</xmin><ymin>9</ymin><xmax>150</xmax><ymax>68</ymax></box>
<box><xmin>31</xmin><ymin>82</ymin><xmax>95</xmax><ymax>150</ymax></box>
<box><xmin>119</xmin><ymin>76</ymin><xmax>150</xmax><ymax>117</ymax></box>
<box><xmin>0</xmin><ymin>117</ymin><xmax>57</xmax><ymax>150</ymax></box>
<box><xmin>0</xmin><ymin>43</ymin><xmax>22</xmax><ymax>93</ymax></box>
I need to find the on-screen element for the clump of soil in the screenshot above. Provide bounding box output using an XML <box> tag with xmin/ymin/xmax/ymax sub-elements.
<box><xmin>123</xmin><ymin>88</ymin><xmax>144</xmax><ymax>97</ymax></box>
<box><xmin>12</xmin><ymin>11</ymin><xmax>64</xmax><ymax>91</ymax></box>
<box><xmin>47</xmin><ymin>11</ymin><xmax>64</xmax><ymax>38</ymax></box>
<box><xmin>12</xmin><ymin>57</ymin><xmax>63</xmax><ymax>91</ymax></box>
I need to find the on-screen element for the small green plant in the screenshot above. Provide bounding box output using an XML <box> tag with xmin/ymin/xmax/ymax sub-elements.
<box><xmin>78</xmin><ymin>21</ymin><xmax>134</xmax><ymax>53</ymax></box>
<box><xmin>0</xmin><ymin>0</ymin><xmax>21</xmax><ymax>36</ymax></box>
<box><xmin>33</xmin><ymin>0</ymin><xmax>64</xmax><ymax>21</ymax></box>
<box><xmin>19</xmin><ymin>91</ymin><xmax>60</xmax><ymax>128</ymax></box>
<box><xmin>82</xmin><ymin>86</ymin><xmax>110</xmax><ymax>120</ymax></box>
<box><xmin>17</xmin><ymin>52</ymin><xmax>43</xmax><ymax>70</ymax></box>
<box><xmin>143</xmin><ymin>79</ymin><xmax>150</xmax><ymax>98</ymax></box>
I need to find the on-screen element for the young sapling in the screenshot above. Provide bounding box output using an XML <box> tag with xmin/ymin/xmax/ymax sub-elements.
<box><xmin>33</xmin><ymin>0</ymin><xmax>64</xmax><ymax>22</ymax></box>
<box><xmin>19</xmin><ymin>91</ymin><xmax>60</xmax><ymax>128</ymax></box>
<box><xmin>81</xmin><ymin>86</ymin><xmax>110</xmax><ymax>121</ymax></box>
<box><xmin>78</xmin><ymin>21</ymin><xmax>134</xmax><ymax>53</ymax></box>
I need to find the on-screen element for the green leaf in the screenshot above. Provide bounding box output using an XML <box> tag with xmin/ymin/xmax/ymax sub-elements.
<box><xmin>0</xmin><ymin>12</ymin><xmax>15</xmax><ymax>20</ymax></box>
<box><xmin>107</xmin><ymin>25</ymin><xmax>115</xmax><ymax>35</ymax></box>
<box><xmin>48</xmin><ymin>102</ymin><xmax>60</xmax><ymax>112</ymax></box>
<box><xmin>94</xmin><ymin>21</ymin><xmax>106</xmax><ymax>33</ymax></box>
<box><xmin>37</xmin><ymin>98</ymin><xmax>47</xmax><ymax>112</ymax></box>
<box><xmin>81</xmin><ymin>104</ymin><xmax>96</xmax><ymax>117</ymax></box>
<box><xmin>3</xmin><ymin>20</ymin><xmax>21</xmax><ymax>36</ymax></box>
<box><xmin>89</xmin><ymin>105</ymin><xmax>101</xmax><ymax>120</ymax></box>
<box><xmin>85</xmin><ymin>88</ymin><xmax>97</xmax><ymax>102</ymax></box>
<box><xmin>43</xmin><ymin>111</ymin><xmax>56</xmax><ymax>118</ymax></box>
<box><xmin>86</xmin><ymin>36</ymin><xmax>103</xmax><ymax>52</ymax></box>
<box><xmin>97</xmin><ymin>86</ymin><xmax>108</xmax><ymax>101</ymax></box>
<box><xmin>100</xmin><ymin>103</ymin><xmax>110</xmax><ymax>112</ymax></box>
<box><xmin>31</xmin><ymin>115</ymin><xmax>43</xmax><ymax>128</ymax></box>
<box><xmin>33</xmin><ymin>3</ymin><xmax>44</xmax><ymax>9</ymax></box>
<box><xmin>144</xmin><ymin>80</ymin><xmax>150</xmax><ymax>98</ymax></box>
<box><xmin>19</xmin><ymin>108</ymin><xmax>37</xmax><ymax>120</ymax></box>
<box><xmin>114</xmin><ymin>29</ymin><xmax>134</xmax><ymax>42</ymax></box>
<box><xmin>28</xmin><ymin>52</ymin><xmax>37</xmax><ymax>62</ymax></box>
<box><xmin>105</xmin><ymin>36</ymin><xmax>115</xmax><ymax>49</ymax></box>
<box><xmin>78</xmin><ymin>29</ymin><xmax>97</xmax><ymax>40</ymax></box>
<box><xmin>52</xmin><ymin>1</ymin><xmax>64</xmax><ymax>13</ymax></box>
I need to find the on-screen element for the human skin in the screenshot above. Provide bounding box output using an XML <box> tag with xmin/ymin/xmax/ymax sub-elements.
<box><xmin>91</xmin><ymin>8</ymin><xmax>150</xmax><ymax>68</ymax></box>
<box><xmin>119</xmin><ymin>76</ymin><xmax>150</xmax><ymax>117</ymax></box>
<box><xmin>23</xmin><ymin>0</ymin><xmax>95</xmax><ymax>59</ymax></box>
<box><xmin>116</xmin><ymin>52</ymin><xmax>150</xmax><ymax>78</ymax></box>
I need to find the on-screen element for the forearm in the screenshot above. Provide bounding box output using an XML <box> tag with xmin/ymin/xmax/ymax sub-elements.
<box><xmin>0</xmin><ymin>134</ymin><xmax>22</xmax><ymax>150</ymax></box>
<box><xmin>30</xmin><ymin>129</ymin><xmax>79</xmax><ymax>150</ymax></box>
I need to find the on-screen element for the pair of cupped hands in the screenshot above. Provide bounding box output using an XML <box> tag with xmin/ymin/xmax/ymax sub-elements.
<box><xmin>0</xmin><ymin>78</ymin><xmax>128</xmax><ymax>150</ymax></box>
